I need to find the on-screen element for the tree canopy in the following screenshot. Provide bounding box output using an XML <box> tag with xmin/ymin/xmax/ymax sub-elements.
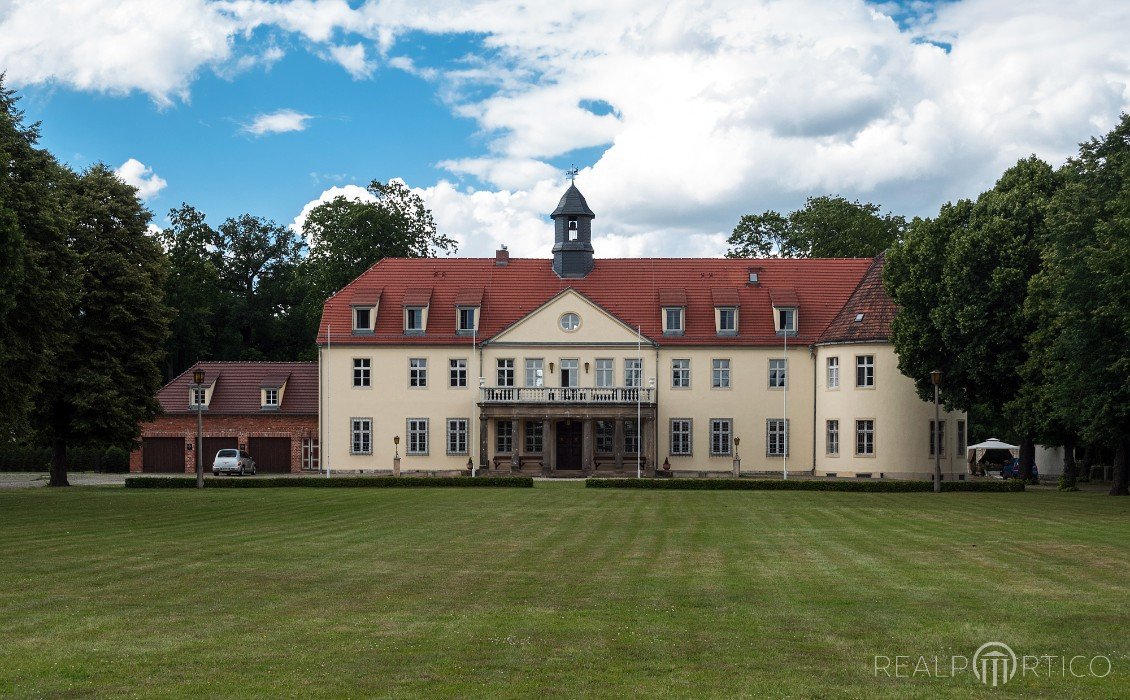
<box><xmin>727</xmin><ymin>195</ymin><xmax>905</xmax><ymax>258</ymax></box>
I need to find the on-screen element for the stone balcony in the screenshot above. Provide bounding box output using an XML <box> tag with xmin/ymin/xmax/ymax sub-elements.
<box><xmin>479</xmin><ymin>386</ymin><xmax>655</xmax><ymax>405</ymax></box>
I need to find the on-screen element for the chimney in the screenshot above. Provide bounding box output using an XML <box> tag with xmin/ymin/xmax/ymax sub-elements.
<box><xmin>495</xmin><ymin>245</ymin><xmax>509</xmax><ymax>266</ymax></box>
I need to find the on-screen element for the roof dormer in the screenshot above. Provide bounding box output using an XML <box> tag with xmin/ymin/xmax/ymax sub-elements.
<box><xmin>260</xmin><ymin>375</ymin><xmax>288</xmax><ymax>411</ymax></box>
<box><xmin>350</xmin><ymin>289</ymin><xmax>381</xmax><ymax>335</ymax></box>
<box><xmin>403</xmin><ymin>287</ymin><xmax>432</xmax><ymax>335</ymax></box>
<box><xmin>770</xmin><ymin>288</ymin><xmax>799</xmax><ymax>337</ymax></box>
<box><xmin>188</xmin><ymin>372</ymin><xmax>217</xmax><ymax>411</ymax></box>
<box><xmin>711</xmin><ymin>288</ymin><xmax>740</xmax><ymax>336</ymax></box>
<box><xmin>454</xmin><ymin>288</ymin><xmax>484</xmax><ymax>336</ymax></box>
<box><xmin>659</xmin><ymin>289</ymin><xmax>687</xmax><ymax>336</ymax></box>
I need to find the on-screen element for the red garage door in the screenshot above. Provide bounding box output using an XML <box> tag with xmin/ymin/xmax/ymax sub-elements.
<box><xmin>249</xmin><ymin>437</ymin><xmax>292</xmax><ymax>473</ymax></box>
<box><xmin>142</xmin><ymin>437</ymin><xmax>185</xmax><ymax>473</ymax></box>
<box><xmin>202</xmin><ymin>437</ymin><xmax>238</xmax><ymax>470</ymax></box>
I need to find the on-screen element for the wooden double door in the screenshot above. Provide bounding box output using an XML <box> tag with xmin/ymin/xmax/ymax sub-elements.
<box><xmin>555</xmin><ymin>420</ymin><xmax>583</xmax><ymax>469</ymax></box>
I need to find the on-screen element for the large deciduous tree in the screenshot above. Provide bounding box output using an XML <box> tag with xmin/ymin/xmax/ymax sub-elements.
<box><xmin>36</xmin><ymin>164</ymin><xmax>170</xmax><ymax>486</ymax></box>
<box><xmin>727</xmin><ymin>195</ymin><xmax>905</xmax><ymax>258</ymax></box>
<box><xmin>158</xmin><ymin>204</ymin><xmax>222</xmax><ymax>378</ymax></box>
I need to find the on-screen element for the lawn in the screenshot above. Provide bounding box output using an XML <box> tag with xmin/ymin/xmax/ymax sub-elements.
<box><xmin>0</xmin><ymin>484</ymin><xmax>1126</xmax><ymax>698</ymax></box>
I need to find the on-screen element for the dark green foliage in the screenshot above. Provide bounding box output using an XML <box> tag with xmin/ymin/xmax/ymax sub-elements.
<box><xmin>586</xmin><ymin>478</ymin><xmax>1024</xmax><ymax>492</ymax></box>
<box><xmin>0</xmin><ymin>445</ymin><xmax>131</xmax><ymax>472</ymax></box>
<box><xmin>125</xmin><ymin>476</ymin><xmax>534</xmax><ymax>488</ymax></box>
<box><xmin>727</xmin><ymin>195</ymin><xmax>904</xmax><ymax>258</ymax></box>
<box><xmin>158</xmin><ymin>205</ymin><xmax>223</xmax><ymax>378</ymax></box>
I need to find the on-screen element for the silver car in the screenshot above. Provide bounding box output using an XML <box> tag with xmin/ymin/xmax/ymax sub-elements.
<box><xmin>212</xmin><ymin>449</ymin><xmax>257</xmax><ymax>476</ymax></box>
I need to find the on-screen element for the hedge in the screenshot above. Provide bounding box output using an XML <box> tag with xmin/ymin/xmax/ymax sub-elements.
<box><xmin>0</xmin><ymin>445</ymin><xmax>130</xmax><ymax>473</ymax></box>
<box><xmin>586</xmin><ymin>478</ymin><xmax>1025</xmax><ymax>492</ymax></box>
<box><xmin>125</xmin><ymin>476</ymin><xmax>535</xmax><ymax>489</ymax></box>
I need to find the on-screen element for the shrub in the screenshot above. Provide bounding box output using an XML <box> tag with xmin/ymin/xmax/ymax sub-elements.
<box><xmin>125</xmin><ymin>476</ymin><xmax>535</xmax><ymax>489</ymax></box>
<box><xmin>101</xmin><ymin>446</ymin><xmax>130</xmax><ymax>473</ymax></box>
<box><xmin>0</xmin><ymin>446</ymin><xmax>51</xmax><ymax>472</ymax></box>
<box><xmin>585</xmin><ymin>478</ymin><xmax>1024</xmax><ymax>492</ymax></box>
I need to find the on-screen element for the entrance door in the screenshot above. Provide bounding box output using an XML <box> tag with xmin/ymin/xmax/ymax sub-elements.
<box><xmin>555</xmin><ymin>420</ymin><xmax>582</xmax><ymax>469</ymax></box>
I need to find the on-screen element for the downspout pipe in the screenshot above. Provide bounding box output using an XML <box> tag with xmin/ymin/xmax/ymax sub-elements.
<box><xmin>810</xmin><ymin>344</ymin><xmax>817</xmax><ymax>475</ymax></box>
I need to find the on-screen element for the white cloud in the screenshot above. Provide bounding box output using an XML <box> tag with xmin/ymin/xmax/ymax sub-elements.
<box><xmin>114</xmin><ymin>158</ymin><xmax>167</xmax><ymax>199</ymax></box>
<box><xmin>242</xmin><ymin>108</ymin><xmax>313</xmax><ymax>136</ymax></box>
<box><xmin>290</xmin><ymin>184</ymin><xmax>377</xmax><ymax>236</ymax></box>
<box><xmin>322</xmin><ymin>42</ymin><xmax>375</xmax><ymax>79</ymax></box>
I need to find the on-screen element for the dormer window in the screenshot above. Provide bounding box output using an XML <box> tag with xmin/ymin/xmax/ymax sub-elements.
<box><xmin>349</xmin><ymin>289</ymin><xmax>381</xmax><ymax>335</ymax></box>
<box><xmin>352</xmin><ymin>306</ymin><xmax>374</xmax><ymax>333</ymax></box>
<box><xmin>776</xmin><ymin>307</ymin><xmax>797</xmax><ymax>334</ymax></box>
<box><xmin>264</xmin><ymin>388</ymin><xmax>279</xmax><ymax>407</ymax></box>
<box><xmin>717</xmin><ymin>307</ymin><xmax>737</xmax><ymax>335</ymax></box>
<box><xmin>405</xmin><ymin>307</ymin><xmax>424</xmax><ymax>333</ymax></box>
<box><xmin>191</xmin><ymin>387</ymin><xmax>207</xmax><ymax>407</ymax></box>
<box><xmin>260</xmin><ymin>375</ymin><xmax>287</xmax><ymax>410</ymax></box>
<box><xmin>402</xmin><ymin>288</ymin><xmax>432</xmax><ymax>335</ymax></box>
<box><xmin>457</xmin><ymin>307</ymin><xmax>477</xmax><ymax>334</ymax></box>
<box><xmin>663</xmin><ymin>307</ymin><xmax>684</xmax><ymax>335</ymax></box>
<box><xmin>769</xmin><ymin>288</ymin><xmax>799</xmax><ymax>337</ymax></box>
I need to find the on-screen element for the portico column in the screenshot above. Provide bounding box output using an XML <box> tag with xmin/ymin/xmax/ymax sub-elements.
<box><xmin>644</xmin><ymin>419</ymin><xmax>656</xmax><ymax>474</ymax></box>
<box><xmin>479</xmin><ymin>416</ymin><xmax>488</xmax><ymax>469</ymax></box>
<box><xmin>582</xmin><ymin>419</ymin><xmax>594</xmax><ymax>473</ymax></box>
<box><xmin>546</xmin><ymin>419</ymin><xmax>556</xmax><ymax>473</ymax></box>
<box><xmin>614</xmin><ymin>419</ymin><xmax>624</xmax><ymax>469</ymax></box>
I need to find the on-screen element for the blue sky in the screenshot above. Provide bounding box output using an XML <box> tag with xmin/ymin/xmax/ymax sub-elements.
<box><xmin>4</xmin><ymin>0</ymin><xmax>1129</xmax><ymax>258</ymax></box>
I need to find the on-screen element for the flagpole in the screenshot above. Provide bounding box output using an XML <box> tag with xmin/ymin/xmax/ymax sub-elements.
<box><xmin>471</xmin><ymin>323</ymin><xmax>477</xmax><ymax>478</ymax></box>
<box><xmin>637</xmin><ymin>325</ymin><xmax>642</xmax><ymax>479</ymax></box>
<box><xmin>326</xmin><ymin>323</ymin><xmax>332</xmax><ymax>479</ymax></box>
<box><xmin>783</xmin><ymin>317</ymin><xmax>788</xmax><ymax>480</ymax></box>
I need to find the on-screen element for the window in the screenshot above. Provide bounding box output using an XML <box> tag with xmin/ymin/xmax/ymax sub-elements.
<box><xmin>710</xmin><ymin>419</ymin><xmax>733</xmax><ymax>456</ymax></box>
<box><xmin>457</xmin><ymin>307</ymin><xmax>477</xmax><ymax>333</ymax></box>
<box><xmin>449</xmin><ymin>358</ymin><xmax>467</xmax><ymax>388</ymax></box>
<box><xmin>766</xmin><ymin>419</ymin><xmax>789</xmax><ymax>456</ymax></box>
<box><xmin>524</xmin><ymin>421</ymin><xmax>544</xmax><ymax>454</ymax></box>
<box><xmin>409</xmin><ymin>358</ymin><xmax>427</xmax><ymax>387</ymax></box>
<box><xmin>595</xmin><ymin>359</ymin><xmax>614</xmax><ymax>388</ymax></box>
<box><xmin>352</xmin><ymin>307</ymin><xmax>373</xmax><ymax>332</ymax></box>
<box><xmin>856</xmin><ymin>355</ymin><xmax>875</xmax><ymax>387</ymax></box>
<box><xmin>447</xmin><ymin>419</ymin><xmax>468</xmax><ymax>456</ymax></box>
<box><xmin>625</xmin><ymin>358</ymin><xmax>642</xmax><ymax>388</ymax></box>
<box><xmin>624</xmin><ymin>420</ymin><xmax>639</xmax><ymax>454</ymax></box>
<box><xmin>407</xmin><ymin>418</ymin><xmax>429</xmax><ymax>455</ymax></box>
<box><xmin>405</xmin><ymin>307</ymin><xmax>424</xmax><ymax>332</ymax></box>
<box><xmin>856</xmin><ymin>419</ymin><xmax>875</xmax><ymax>455</ymax></box>
<box><xmin>956</xmin><ymin>420</ymin><xmax>966</xmax><ymax>455</ymax></box>
<box><xmin>826</xmin><ymin>357</ymin><xmax>839</xmax><ymax>389</ymax></box>
<box><xmin>301</xmin><ymin>438</ymin><xmax>319</xmax><ymax>471</ymax></box>
<box><xmin>596</xmin><ymin>421</ymin><xmax>614</xmax><ymax>453</ymax></box>
<box><xmin>559</xmin><ymin>312</ymin><xmax>580</xmax><ymax>331</ymax></box>
<box><xmin>717</xmin><ymin>307</ymin><xmax>737</xmax><ymax>334</ymax></box>
<box><xmin>769</xmin><ymin>358</ymin><xmax>787</xmax><ymax>389</ymax></box>
<box><xmin>560</xmin><ymin>359</ymin><xmax>579</xmax><ymax>387</ymax></box>
<box><xmin>929</xmin><ymin>420</ymin><xmax>946</xmax><ymax>458</ymax></box>
<box><xmin>568</xmin><ymin>218</ymin><xmax>578</xmax><ymax>240</ymax></box>
<box><xmin>671</xmin><ymin>359</ymin><xmax>690</xmax><ymax>388</ymax></box>
<box><xmin>263</xmin><ymin>388</ymin><xmax>279</xmax><ymax>407</ymax></box>
<box><xmin>353</xmin><ymin>358</ymin><xmax>371</xmax><ymax>388</ymax></box>
<box><xmin>525</xmin><ymin>358</ymin><xmax>544</xmax><ymax>387</ymax></box>
<box><xmin>671</xmin><ymin>419</ymin><xmax>692</xmax><ymax>456</ymax></box>
<box><xmin>191</xmin><ymin>387</ymin><xmax>207</xmax><ymax>407</ymax></box>
<box><xmin>776</xmin><ymin>307</ymin><xmax>796</xmax><ymax>333</ymax></box>
<box><xmin>826</xmin><ymin>420</ymin><xmax>839</xmax><ymax>455</ymax></box>
<box><xmin>496</xmin><ymin>420</ymin><xmax>514</xmax><ymax>453</ymax></box>
<box><xmin>664</xmin><ymin>307</ymin><xmax>684</xmax><ymax>334</ymax></box>
<box><xmin>712</xmin><ymin>359</ymin><xmax>731</xmax><ymax>389</ymax></box>
<box><xmin>496</xmin><ymin>358</ymin><xmax>515</xmax><ymax>387</ymax></box>
<box><xmin>350</xmin><ymin>418</ymin><xmax>372</xmax><ymax>455</ymax></box>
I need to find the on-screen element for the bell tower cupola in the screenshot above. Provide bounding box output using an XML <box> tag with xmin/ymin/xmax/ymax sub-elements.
<box><xmin>551</xmin><ymin>171</ymin><xmax>595</xmax><ymax>278</ymax></box>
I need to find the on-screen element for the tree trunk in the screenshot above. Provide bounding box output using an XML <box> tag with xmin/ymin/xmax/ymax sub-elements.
<box><xmin>1061</xmin><ymin>437</ymin><xmax>1077</xmax><ymax>487</ymax></box>
<box><xmin>1019</xmin><ymin>436</ymin><xmax>1036</xmax><ymax>482</ymax></box>
<box><xmin>1110</xmin><ymin>440</ymin><xmax>1129</xmax><ymax>496</ymax></box>
<box><xmin>49</xmin><ymin>435</ymin><xmax>70</xmax><ymax>487</ymax></box>
<box><xmin>1080</xmin><ymin>445</ymin><xmax>1094</xmax><ymax>481</ymax></box>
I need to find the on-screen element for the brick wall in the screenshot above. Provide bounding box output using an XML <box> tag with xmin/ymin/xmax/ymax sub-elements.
<box><xmin>130</xmin><ymin>414</ymin><xmax>318</xmax><ymax>474</ymax></box>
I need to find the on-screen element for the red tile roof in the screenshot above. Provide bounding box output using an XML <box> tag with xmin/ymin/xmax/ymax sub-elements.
<box><xmin>156</xmin><ymin>362</ymin><xmax>318</xmax><ymax>415</ymax></box>
<box><xmin>658</xmin><ymin>289</ymin><xmax>687</xmax><ymax>306</ymax></box>
<box><xmin>350</xmin><ymin>289</ymin><xmax>382</xmax><ymax>306</ymax></box>
<box><xmin>710</xmin><ymin>288</ymin><xmax>741</xmax><ymax>307</ymax></box>
<box><xmin>769</xmin><ymin>288</ymin><xmax>799</xmax><ymax>307</ymax></box>
<box><xmin>319</xmin><ymin>257</ymin><xmax>879</xmax><ymax>347</ymax></box>
<box><xmin>454</xmin><ymin>288</ymin><xmax>484</xmax><ymax>306</ymax></box>
<box><xmin>402</xmin><ymin>288</ymin><xmax>433</xmax><ymax>306</ymax></box>
<box><xmin>817</xmin><ymin>254</ymin><xmax>897</xmax><ymax>344</ymax></box>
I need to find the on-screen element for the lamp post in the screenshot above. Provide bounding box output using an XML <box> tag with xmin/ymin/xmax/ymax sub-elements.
<box><xmin>192</xmin><ymin>368</ymin><xmax>205</xmax><ymax>489</ymax></box>
<box><xmin>393</xmin><ymin>435</ymin><xmax>401</xmax><ymax>476</ymax></box>
<box><xmin>732</xmin><ymin>436</ymin><xmax>741</xmax><ymax>478</ymax></box>
<box><xmin>931</xmin><ymin>369</ymin><xmax>942</xmax><ymax>493</ymax></box>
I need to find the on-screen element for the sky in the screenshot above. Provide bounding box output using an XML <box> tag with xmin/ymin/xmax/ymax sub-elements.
<box><xmin>2</xmin><ymin>0</ymin><xmax>1128</xmax><ymax>259</ymax></box>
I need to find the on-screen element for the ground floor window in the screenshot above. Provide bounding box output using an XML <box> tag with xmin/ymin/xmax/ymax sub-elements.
<box><xmin>826</xmin><ymin>420</ymin><xmax>839</xmax><ymax>455</ymax></box>
<box><xmin>496</xmin><ymin>420</ymin><xmax>514</xmax><ymax>454</ymax></box>
<box><xmin>766</xmin><ymin>418</ymin><xmax>788</xmax><ymax>456</ymax></box>
<box><xmin>447</xmin><ymin>418</ymin><xmax>468</xmax><ymax>456</ymax></box>
<box><xmin>596</xmin><ymin>421</ymin><xmax>614</xmax><ymax>453</ymax></box>
<box><xmin>407</xmin><ymin>418</ymin><xmax>429</xmax><ymax>455</ymax></box>
<box><xmin>670</xmin><ymin>419</ymin><xmax>692</xmax><ymax>456</ymax></box>
<box><xmin>856</xmin><ymin>419</ymin><xmax>875</xmax><ymax>456</ymax></box>
<box><xmin>956</xmin><ymin>420</ymin><xmax>966</xmax><ymax>455</ymax></box>
<box><xmin>710</xmin><ymin>419</ymin><xmax>732</xmax><ymax>456</ymax></box>
<box><xmin>624</xmin><ymin>420</ymin><xmax>639</xmax><ymax>454</ymax></box>
<box><xmin>302</xmin><ymin>438</ymin><xmax>319</xmax><ymax>470</ymax></box>
<box><xmin>350</xmin><ymin>418</ymin><xmax>371</xmax><ymax>455</ymax></box>
<box><xmin>929</xmin><ymin>420</ymin><xmax>946</xmax><ymax>457</ymax></box>
<box><xmin>524</xmin><ymin>421</ymin><xmax>543</xmax><ymax>454</ymax></box>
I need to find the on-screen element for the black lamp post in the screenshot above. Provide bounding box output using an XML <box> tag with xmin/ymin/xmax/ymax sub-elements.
<box><xmin>393</xmin><ymin>435</ymin><xmax>401</xmax><ymax>476</ymax></box>
<box><xmin>930</xmin><ymin>369</ymin><xmax>942</xmax><ymax>493</ymax></box>
<box><xmin>193</xmin><ymin>368</ymin><xmax>205</xmax><ymax>489</ymax></box>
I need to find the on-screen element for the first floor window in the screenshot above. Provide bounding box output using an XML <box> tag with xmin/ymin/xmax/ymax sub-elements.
<box><xmin>497</xmin><ymin>358</ymin><xmax>515</xmax><ymax>387</ymax></box>
<box><xmin>766</xmin><ymin>418</ymin><xmax>789</xmax><ymax>456</ymax></box>
<box><xmin>353</xmin><ymin>358</ymin><xmax>371</xmax><ymax>387</ymax></box>
<box><xmin>826</xmin><ymin>356</ymin><xmax>839</xmax><ymax>389</ymax></box>
<box><xmin>625</xmin><ymin>358</ymin><xmax>642</xmax><ymax>388</ymax></box>
<box><xmin>856</xmin><ymin>355</ymin><xmax>875</xmax><ymax>387</ymax></box>
<box><xmin>856</xmin><ymin>419</ymin><xmax>875</xmax><ymax>455</ymax></box>
<box><xmin>712</xmin><ymin>359</ymin><xmax>731</xmax><ymax>388</ymax></box>
<box><xmin>409</xmin><ymin>358</ymin><xmax>427</xmax><ymax>387</ymax></box>
<box><xmin>496</xmin><ymin>420</ymin><xmax>514</xmax><ymax>453</ymax></box>
<box><xmin>826</xmin><ymin>420</ymin><xmax>839</xmax><ymax>455</ymax></box>
<box><xmin>956</xmin><ymin>420</ymin><xmax>967</xmax><ymax>455</ymax></box>
<box><xmin>350</xmin><ymin>418</ymin><xmax>372</xmax><ymax>455</ymax></box>
<box><xmin>624</xmin><ymin>420</ymin><xmax>639</xmax><ymax>454</ymax></box>
<box><xmin>670</xmin><ymin>419</ymin><xmax>692</xmax><ymax>456</ymax></box>
<box><xmin>447</xmin><ymin>419</ymin><xmax>468</xmax><ymax>455</ymax></box>
<box><xmin>596</xmin><ymin>421</ymin><xmax>614</xmax><ymax>453</ymax></box>
<box><xmin>407</xmin><ymin>418</ymin><xmax>428</xmax><ymax>455</ymax></box>
<box><xmin>595</xmin><ymin>359</ymin><xmax>614</xmax><ymax>388</ymax></box>
<box><xmin>560</xmin><ymin>359</ymin><xmax>579</xmax><ymax>388</ymax></box>
<box><xmin>525</xmin><ymin>358</ymin><xmax>544</xmax><ymax>387</ymax></box>
<box><xmin>929</xmin><ymin>420</ymin><xmax>946</xmax><ymax>457</ymax></box>
<box><xmin>302</xmin><ymin>438</ymin><xmax>319</xmax><ymax>470</ymax></box>
<box><xmin>525</xmin><ymin>421</ymin><xmax>544</xmax><ymax>454</ymax></box>
<box><xmin>769</xmin><ymin>358</ymin><xmax>787</xmax><ymax>388</ymax></box>
<box><xmin>449</xmin><ymin>358</ymin><xmax>467</xmax><ymax>387</ymax></box>
<box><xmin>710</xmin><ymin>419</ymin><xmax>733</xmax><ymax>456</ymax></box>
<box><xmin>672</xmin><ymin>359</ymin><xmax>690</xmax><ymax>388</ymax></box>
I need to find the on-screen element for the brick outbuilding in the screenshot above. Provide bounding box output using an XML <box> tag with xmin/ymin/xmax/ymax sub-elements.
<box><xmin>131</xmin><ymin>362</ymin><xmax>319</xmax><ymax>474</ymax></box>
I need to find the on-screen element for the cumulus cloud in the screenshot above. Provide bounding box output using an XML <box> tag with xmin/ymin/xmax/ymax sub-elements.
<box><xmin>322</xmin><ymin>42</ymin><xmax>375</xmax><ymax>79</ymax></box>
<box><xmin>242</xmin><ymin>108</ymin><xmax>314</xmax><ymax>136</ymax></box>
<box><xmin>290</xmin><ymin>184</ymin><xmax>377</xmax><ymax>235</ymax></box>
<box><xmin>114</xmin><ymin>158</ymin><xmax>168</xmax><ymax>199</ymax></box>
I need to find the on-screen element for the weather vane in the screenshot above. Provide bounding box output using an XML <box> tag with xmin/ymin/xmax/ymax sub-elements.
<box><xmin>566</xmin><ymin>165</ymin><xmax>579</xmax><ymax>183</ymax></box>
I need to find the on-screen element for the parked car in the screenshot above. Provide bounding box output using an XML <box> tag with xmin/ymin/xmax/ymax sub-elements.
<box><xmin>212</xmin><ymin>449</ymin><xmax>256</xmax><ymax>476</ymax></box>
<box><xmin>1001</xmin><ymin>457</ymin><xmax>1037</xmax><ymax>480</ymax></box>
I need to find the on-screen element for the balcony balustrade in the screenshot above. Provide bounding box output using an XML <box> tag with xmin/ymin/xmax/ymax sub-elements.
<box><xmin>480</xmin><ymin>386</ymin><xmax>655</xmax><ymax>404</ymax></box>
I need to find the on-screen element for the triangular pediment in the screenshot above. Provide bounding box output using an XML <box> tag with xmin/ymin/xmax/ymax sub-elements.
<box><xmin>488</xmin><ymin>288</ymin><xmax>653</xmax><ymax>345</ymax></box>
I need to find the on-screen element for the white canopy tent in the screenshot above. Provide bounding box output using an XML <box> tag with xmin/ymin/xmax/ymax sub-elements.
<box><xmin>966</xmin><ymin>438</ymin><xmax>1020</xmax><ymax>472</ymax></box>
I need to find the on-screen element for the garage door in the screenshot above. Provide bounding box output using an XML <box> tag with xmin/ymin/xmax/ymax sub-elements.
<box><xmin>202</xmin><ymin>437</ymin><xmax>239</xmax><ymax>470</ymax></box>
<box><xmin>249</xmin><ymin>437</ymin><xmax>291</xmax><ymax>473</ymax></box>
<box><xmin>142</xmin><ymin>437</ymin><xmax>185</xmax><ymax>473</ymax></box>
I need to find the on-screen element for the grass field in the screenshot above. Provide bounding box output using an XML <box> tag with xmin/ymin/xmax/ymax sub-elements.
<box><xmin>0</xmin><ymin>484</ymin><xmax>1126</xmax><ymax>698</ymax></box>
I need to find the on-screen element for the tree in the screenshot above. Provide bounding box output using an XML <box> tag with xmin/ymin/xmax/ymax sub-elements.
<box><xmin>298</xmin><ymin>179</ymin><xmax>457</xmax><ymax>336</ymax></box>
<box><xmin>35</xmin><ymin>164</ymin><xmax>170</xmax><ymax>486</ymax></box>
<box><xmin>727</xmin><ymin>195</ymin><xmax>905</xmax><ymax>258</ymax></box>
<box><xmin>0</xmin><ymin>77</ymin><xmax>79</xmax><ymax>438</ymax></box>
<box><xmin>158</xmin><ymin>204</ymin><xmax>223</xmax><ymax>379</ymax></box>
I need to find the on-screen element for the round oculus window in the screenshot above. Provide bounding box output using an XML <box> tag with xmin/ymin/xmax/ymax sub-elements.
<box><xmin>559</xmin><ymin>312</ymin><xmax>580</xmax><ymax>331</ymax></box>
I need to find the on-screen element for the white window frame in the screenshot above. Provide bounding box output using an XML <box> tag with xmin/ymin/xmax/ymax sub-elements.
<box><xmin>712</xmin><ymin>358</ymin><xmax>731</xmax><ymax>389</ymax></box>
<box><xmin>663</xmin><ymin>307</ymin><xmax>684</xmax><ymax>334</ymax></box>
<box><xmin>826</xmin><ymin>356</ymin><xmax>839</xmax><ymax>389</ymax></box>
<box><xmin>671</xmin><ymin>359</ymin><xmax>690</xmax><ymax>388</ymax></box>
<box><xmin>405</xmin><ymin>306</ymin><xmax>425</xmax><ymax>333</ymax></box>
<box><xmin>768</xmin><ymin>358</ymin><xmax>787</xmax><ymax>389</ymax></box>
<box><xmin>449</xmin><ymin>358</ymin><xmax>467</xmax><ymax>388</ymax></box>
<box><xmin>624</xmin><ymin>358</ymin><xmax>642</xmax><ymax>388</ymax></box>
<box><xmin>263</xmin><ymin>388</ymin><xmax>279</xmax><ymax>407</ymax></box>
<box><xmin>301</xmin><ymin>438</ymin><xmax>319</xmax><ymax>471</ymax></box>
<box><xmin>594</xmin><ymin>358</ymin><xmax>614</xmax><ymax>388</ymax></box>
<box><xmin>496</xmin><ymin>358</ymin><xmax>515</xmax><ymax>387</ymax></box>
<box><xmin>560</xmin><ymin>359</ymin><xmax>580</xmax><ymax>388</ymax></box>
<box><xmin>766</xmin><ymin>418</ymin><xmax>789</xmax><ymax>457</ymax></box>
<box><xmin>409</xmin><ymin>358</ymin><xmax>427</xmax><ymax>388</ymax></box>
<box><xmin>191</xmin><ymin>387</ymin><xmax>207</xmax><ymax>407</ymax></box>
<box><xmin>855</xmin><ymin>419</ymin><xmax>875</xmax><ymax>456</ymax></box>
<box><xmin>456</xmin><ymin>307</ymin><xmax>477</xmax><ymax>334</ymax></box>
<box><xmin>352</xmin><ymin>306</ymin><xmax>374</xmax><ymax>333</ymax></box>
<box><xmin>524</xmin><ymin>358</ymin><xmax>544</xmax><ymax>387</ymax></box>
<box><xmin>350</xmin><ymin>418</ymin><xmax>372</xmax><ymax>455</ymax></box>
<box><xmin>670</xmin><ymin>418</ymin><xmax>692</xmax><ymax>456</ymax></box>
<box><xmin>776</xmin><ymin>307</ymin><xmax>797</xmax><ymax>333</ymax></box>
<box><xmin>826</xmin><ymin>420</ymin><xmax>839</xmax><ymax>456</ymax></box>
<box><xmin>407</xmin><ymin>418</ymin><xmax>429</xmax><ymax>456</ymax></box>
<box><xmin>446</xmin><ymin>418</ymin><xmax>469</xmax><ymax>456</ymax></box>
<box><xmin>710</xmin><ymin>418</ymin><xmax>733</xmax><ymax>456</ymax></box>
<box><xmin>856</xmin><ymin>355</ymin><xmax>875</xmax><ymax>388</ymax></box>
<box><xmin>353</xmin><ymin>358</ymin><xmax>371</xmax><ymax>388</ymax></box>
<box><xmin>717</xmin><ymin>307</ymin><xmax>737</xmax><ymax>335</ymax></box>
